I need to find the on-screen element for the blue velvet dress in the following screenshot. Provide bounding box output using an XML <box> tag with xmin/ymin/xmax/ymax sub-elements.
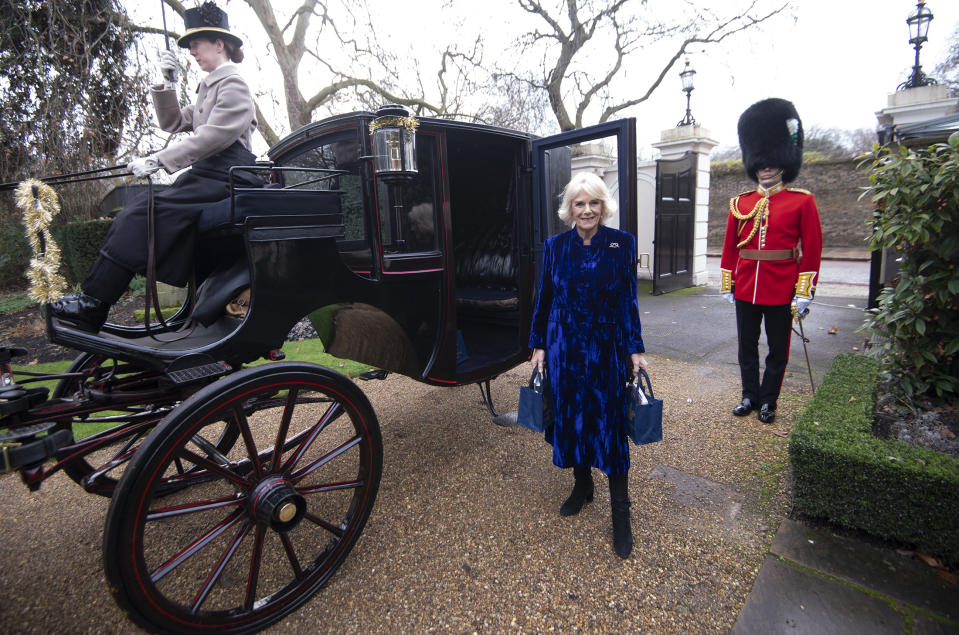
<box><xmin>528</xmin><ymin>225</ymin><xmax>645</xmax><ymax>476</ymax></box>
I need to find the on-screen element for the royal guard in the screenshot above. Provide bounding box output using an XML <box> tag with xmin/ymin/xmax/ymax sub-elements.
<box><xmin>720</xmin><ymin>98</ymin><xmax>822</xmax><ymax>423</ymax></box>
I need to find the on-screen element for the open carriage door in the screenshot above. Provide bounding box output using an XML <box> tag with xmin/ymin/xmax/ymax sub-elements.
<box><xmin>530</xmin><ymin>119</ymin><xmax>638</xmax><ymax>283</ymax></box>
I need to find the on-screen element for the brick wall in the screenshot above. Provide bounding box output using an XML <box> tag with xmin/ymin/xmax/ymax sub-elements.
<box><xmin>708</xmin><ymin>158</ymin><xmax>873</xmax><ymax>253</ymax></box>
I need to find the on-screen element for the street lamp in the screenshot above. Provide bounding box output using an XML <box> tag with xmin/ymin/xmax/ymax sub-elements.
<box><xmin>899</xmin><ymin>0</ymin><xmax>936</xmax><ymax>90</ymax></box>
<box><xmin>676</xmin><ymin>58</ymin><xmax>697</xmax><ymax>127</ymax></box>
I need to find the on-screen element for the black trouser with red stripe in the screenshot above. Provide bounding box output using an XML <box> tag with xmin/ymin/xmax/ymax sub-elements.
<box><xmin>735</xmin><ymin>299</ymin><xmax>792</xmax><ymax>409</ymax></box>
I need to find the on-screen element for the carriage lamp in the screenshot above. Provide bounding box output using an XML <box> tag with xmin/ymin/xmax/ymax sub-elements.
<box><xmin>369</xmin><ymin>104</ymin><xmax>418</xmax><ymax>183</ymax></box>
<box><xmin>899</xmin><ymin>0</ymin><xmax>936</xmax><ymax>90</ymax></box>
<box><xmin>676</xmin><ymin>57</ymin><xmax>697</xmax><ymax>127</ymax></box>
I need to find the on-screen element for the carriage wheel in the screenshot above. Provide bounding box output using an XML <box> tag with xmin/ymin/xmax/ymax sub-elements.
<box><xmin>103</xmin><ymin>362</ymin><xmax>382</xmax><ymax>634</ymax></box>
<box><xmin>54</xmin><ymin>352</ymin><xmax>238</xmax><ymax>497</ymax></box>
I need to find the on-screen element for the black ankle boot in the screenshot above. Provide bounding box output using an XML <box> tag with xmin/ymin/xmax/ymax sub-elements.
<box><xmin>609</xmin><ymin>473</ymin><xmax>632</xmax><ymax>559</ymax></box>
<box><xmin>47</xmin><ymin>292</ymin><xmax>109</xmax><ymax>333</ymax></box>
<box><xmin>560</xmin><ymin>466</ymin><xmax>594</xmax><ymax>517</ymax></box>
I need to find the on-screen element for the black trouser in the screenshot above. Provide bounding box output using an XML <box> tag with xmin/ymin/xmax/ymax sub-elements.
<box><xmin>735</xmin><ymin>299</ymin><xmax>792</xmax><ymax>408</ymax></box>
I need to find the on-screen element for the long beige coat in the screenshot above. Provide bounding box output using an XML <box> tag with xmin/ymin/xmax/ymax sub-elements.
<box><xmin>150</xmin><ymin>63</ymin><xmax>257</xmax><ymax>173</ymax></box>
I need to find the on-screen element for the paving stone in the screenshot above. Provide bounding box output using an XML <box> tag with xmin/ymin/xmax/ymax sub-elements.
<box><xmin>647</xmin><ymin>464</ymin><xmax>745</xmax><ymax>526</ymax></box>
<box><xmin>731</xmin><ymin>556</ymin><xmax>905</xmax><ymax>635</ymax></box>
<box><xmin>771</xmin><ymin>519</ymin><xmax>959</xmax><ymax>622</ymax></box>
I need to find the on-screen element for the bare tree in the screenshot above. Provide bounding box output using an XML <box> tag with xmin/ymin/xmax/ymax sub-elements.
<box><xmin>503</xmin><ymin>0</ymin><xmax>790</xmax><ymax>131</ymax></box>
<box><xmin>133</xmin><ymin>1</ymin><xmax>492</xmax><ymax>146</ymax></box>
<box><xmin>933</xmin><ymin>23</ymin><xmax>958</xmax><ymax>93</ymax></box>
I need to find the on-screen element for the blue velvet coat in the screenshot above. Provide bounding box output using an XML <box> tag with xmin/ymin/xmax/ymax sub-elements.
<box><xmin>529</xmin><ymin>225</ymin><xmax>645</xmax><ymax>476</ymax></box>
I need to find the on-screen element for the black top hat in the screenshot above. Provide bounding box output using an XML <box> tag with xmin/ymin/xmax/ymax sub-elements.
<box><xmin>177</xmin><ymin>2</ymin><xmax>242</xmax><ymax>49</ymax></box>
<box><xmin>737</xmin><ymin>98</ymin><xmax>804</xmax><ymax>184</ymax></box>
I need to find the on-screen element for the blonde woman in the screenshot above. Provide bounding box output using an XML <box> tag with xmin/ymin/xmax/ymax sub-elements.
<box><xmin>529</xmin><ymin>172</ymin><xmax>648</xmax><ymax>558</ymax></box>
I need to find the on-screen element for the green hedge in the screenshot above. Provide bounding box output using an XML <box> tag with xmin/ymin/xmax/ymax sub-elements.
<box><xmin>55</xmin><ymin>219</ymin><xmax>112</xmax><ymax>284</ymax></box>
<box><xmin>790</xmin><ymin>353</ymin><xmax>959</xmax><ymax>565</ymax></box>
<box><xmin>0</xmin><ymin>223</ymin><xmax>30</xmax><ymax>288</ymax></box>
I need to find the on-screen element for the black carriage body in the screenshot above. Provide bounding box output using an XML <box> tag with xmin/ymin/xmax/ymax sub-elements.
<box><xmin>265</xmin><ymin>113</ymin><xmax>637</xmax><ymax>386</ymax></box>
<box><xmin>44</xmin><ymin>112</ymin><xmax>636</xmax><ymax>387</ymax></box>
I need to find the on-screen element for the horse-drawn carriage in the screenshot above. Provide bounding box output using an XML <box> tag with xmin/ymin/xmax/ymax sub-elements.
<box><xmin>0</xmin><ymin>107</ymin><xmax>637</xmax><ymax>633</ymax></box>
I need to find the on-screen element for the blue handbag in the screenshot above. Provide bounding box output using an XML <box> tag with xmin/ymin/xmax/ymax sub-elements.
<box><xmin>517</xmin><ymin>368</ymin><xmax>554</xmax><ymax>433</ymax></box>
<box><xmin>628</xmin><ymin>369</ymin><xmax>663</xmax><ymax>445</ymax></box>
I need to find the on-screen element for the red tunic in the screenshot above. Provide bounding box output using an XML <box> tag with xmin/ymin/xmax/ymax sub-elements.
<box><xmin>720</xmin><ymin>187</ymin><xmax>822</xmax><ymax>305</ymax></box>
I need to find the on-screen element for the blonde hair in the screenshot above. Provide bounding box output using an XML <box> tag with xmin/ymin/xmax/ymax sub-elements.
<box><xmin>557</xmin><ymin>172</ymin><xmax>617</xmax><ymax>225</ymax></box>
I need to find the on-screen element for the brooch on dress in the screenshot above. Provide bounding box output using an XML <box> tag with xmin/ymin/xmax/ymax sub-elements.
<box><xmin>609</xmin><ymin>242</ymin><xmax>620</xmax><ymax>248</ymax></box>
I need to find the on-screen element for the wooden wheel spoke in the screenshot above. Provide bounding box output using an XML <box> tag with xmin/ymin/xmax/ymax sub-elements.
<box><xmin>291</xmin><ymin>435</ymin><xmax>361</xmax><ymax>483</ymax></box>
<box><xmin>147</xmin><ymin>494</ymin><xmax>245</xmax><ymax>521</ymax></box>
<box><xmin>190</xmin><ymin>521</ymin><xmax>252</xmax><ymax>615</ymax></box>
<box><xmin>177</xmin><ymin>448</ymin><xmax>251</xmax><ymax>488</ymax></box>
<box><xmin>233</xmin><ymin>405</ymin><xmax>263</xmax><ymax>478</ymax></box>
<box><xmin>279</xmin><ymin>532</ymin><xmax>303</xmax><ymax>579</ymax></box>
<box><xmin>270</xmin><ymin>388</ymin><xmax>298</xmax><ymax>470</ymax></box>
<box><xmin>244</xmin><ymin>525</ymin><xmax>266</xmax><ymax>611</ymax></box>
<box><xmin>150</xmin><ymin>509</ymin><xmax>246</xmax><ymax>584</ymax></box>
<box><xmin>190</xmin><ymin>433</ymin><xmax>232</xmax><ymax>466</ymax></box>
<box><xmin>297</xmin><ymin>479</ymin><xmax>364</xmax><ymax>496</ymax></box>
<box><xmin>282</xmin><ymin>401</ymin><xmax>344</xmax><ymax>474</ymax></box>
<box><xmin>303</xmin><ymin>511</ymin><xmax>346</xmax><ymax>537</ymax></box>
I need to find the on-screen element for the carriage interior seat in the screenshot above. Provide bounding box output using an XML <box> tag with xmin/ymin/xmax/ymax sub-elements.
<box><xmin>453</xmin><ymin>219</ymin><xmax>518</xmax><ymax>312</ymax></box>
<box><xmin>446</xmin><ymin>131</ymin><xmax>520</xmax><ymax>317</ymax></box>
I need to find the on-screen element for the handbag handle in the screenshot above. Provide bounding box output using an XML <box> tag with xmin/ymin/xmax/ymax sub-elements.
<box><xmin>528</xmin><ymin>367</ymin><xmax>547</xmax><ymax>392</ymax></box>
<box><xmin>631</xmin><ymin>368</ymin><xmax>655</xmax><ymax>400</ymax></box>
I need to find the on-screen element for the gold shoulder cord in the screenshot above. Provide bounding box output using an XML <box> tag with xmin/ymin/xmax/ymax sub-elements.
<box><xmin>729</xmin><ymin>195</ymin><xmax>769</xmax><ymax>249</ymax></box>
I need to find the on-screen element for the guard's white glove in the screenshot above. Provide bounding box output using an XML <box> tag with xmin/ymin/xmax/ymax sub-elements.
<box><xmin>797</xmin><ymin>297</ymin><xmax>812</xmax><ymax>316</ymax></box>
<box><xmin>722</xmin><ymin>292</ymin><xmax>735</xmax><ymax>305</ymax></box>
<box><xmin>128</xmin><ymin>155</ymin><xmax>160</xmax><ymax>178</ymax></box>
<box><xmin>157</xmin><ymin>49</ymin><xmax>178</xmax><ymax>87</ymax></box>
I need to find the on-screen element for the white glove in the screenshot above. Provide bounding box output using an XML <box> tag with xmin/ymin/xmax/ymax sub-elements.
<box><xmin>722</xmin><ymin>292</ymin><xmax>735</xmax><ymax>305</ymax></box>
<box><xmin>128</xmin><ymin>155</ymin><xmax>160</xmax><ymax>178</ymax></box>
<box><xmin>797</xmin><ymin>297</ymin><xmax>812</xmax><ymax>316</ymax></box>
<box><xmin>157</xmin><ymin>49</ymin><xmax>178</xmax><ymax>86</ymax></box>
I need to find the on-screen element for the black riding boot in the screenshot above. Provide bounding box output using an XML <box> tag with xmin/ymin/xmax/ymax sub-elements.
<box><xmin>48</xmin><ymin>256</ymin><xmax>132</xmax><ymax>333</ymax></box>
<box><xmin>560</xmin><ymin>466</ymin><xmax>594</xmax><ymax>517</ymax></box>
<box><xmin>609</xmin><ymin>472</ymin><xmax>633</xmax><ymax>558</ymax></box>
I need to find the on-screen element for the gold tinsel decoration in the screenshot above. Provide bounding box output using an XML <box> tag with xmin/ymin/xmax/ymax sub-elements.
<box><xmin>368</xmin><ymin>115</ymin><xmax>419</xmax><ymax>135</ymax></box>
<box><xmin>15</xmin><ymin>179</ymin><xmax>68</xmax><ymax>303</ymax></box>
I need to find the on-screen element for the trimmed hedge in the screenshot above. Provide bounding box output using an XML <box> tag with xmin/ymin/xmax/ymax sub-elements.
<box><xmin>55</xmin><ymin>219</ymin><xmax>112</xmax><ymax>284</ymax></box>
<box><xmin>790</xmin><ymin>353</ymin><xmax>959</xmax><ymax>565</ymax></box>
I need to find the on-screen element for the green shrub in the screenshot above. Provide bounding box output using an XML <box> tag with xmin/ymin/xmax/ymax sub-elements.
<box><xmin>55</xmin><ymin>219</ymin><xmax>112</xmax><ymax>284</ymax></box>
<box><xmin>0</xmin><ymin>222</ymin><xmax>29</xmax><ymax>288</ymax></box>
<box><xmin>790</xmin><ymin>353</ymin><xmax>959</xmax><ymax>565</ymax></box>
<box><xmin>859</xmin><ymin>132</ymin><xmax>959</xmax><ymax>402</ymax></box>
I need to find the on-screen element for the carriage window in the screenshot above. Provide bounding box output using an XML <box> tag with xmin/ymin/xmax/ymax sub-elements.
<box><xmin>375</xmin><ymin>135</ymin><xmax>437</xmax><ymax>254</ymax></box>
<box><xmin>282</xmin><ymin>132</ymin><xmax>368</xmax><ymax>244</ymax></box>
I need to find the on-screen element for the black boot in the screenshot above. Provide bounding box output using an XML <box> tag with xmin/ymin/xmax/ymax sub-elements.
<box><xmin>48</xmin><ymin>293</ymin><xmax>109</xmax><ymax>333</ymax></box>
<box><xmin>609</xmin><ymin>472</ymin><xmax>633</xmax><ymax>559</ymax></box>
<box><xmin>48</xmin><ymin>257</ymin><xmax>132</xmax><ymax>333</ymax></box>
<box><xmin>560</xmin><ymin>466</ymin><xmax>594</xmax><ymax>516</ymax></box>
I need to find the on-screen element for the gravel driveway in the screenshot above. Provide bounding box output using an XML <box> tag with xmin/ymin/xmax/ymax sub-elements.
<box><xmin>0</xmin><ymin>356</ymin><xmax>805</xmax><ymax>633</ymax></box>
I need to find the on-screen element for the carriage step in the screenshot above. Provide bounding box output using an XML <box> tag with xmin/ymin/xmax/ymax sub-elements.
<box><xmin>165</xmin><ymin>361</ymin><xmax>232</xmax><ymax>385</ymax></box>
<box><xmin>1</xmin><ymin>422</ymin><xmax>73</xmax><ymax>473</ymax></box>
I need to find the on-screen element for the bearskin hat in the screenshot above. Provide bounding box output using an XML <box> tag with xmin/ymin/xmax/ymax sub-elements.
<box><xmin>737</xmin><ymin>98</ymin><xmax>803</xmax><ymax>184</ymax></box>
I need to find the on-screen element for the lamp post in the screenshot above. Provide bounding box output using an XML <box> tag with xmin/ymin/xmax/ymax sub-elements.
<box><xmin>676</xmin><ymin>58</ymin><xmax>697</xmax><ymax>127</ymax></box>
<box><xmin>899</xmin><ymin>0</ymin><xmax>936</xmax><ymax>90</ymax></box>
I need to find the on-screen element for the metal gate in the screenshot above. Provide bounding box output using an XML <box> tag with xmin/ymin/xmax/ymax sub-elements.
<box><xmin>653</xmin><ymin>151</ymin><xmax>695</xmax><ymax>294</ymax></box>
